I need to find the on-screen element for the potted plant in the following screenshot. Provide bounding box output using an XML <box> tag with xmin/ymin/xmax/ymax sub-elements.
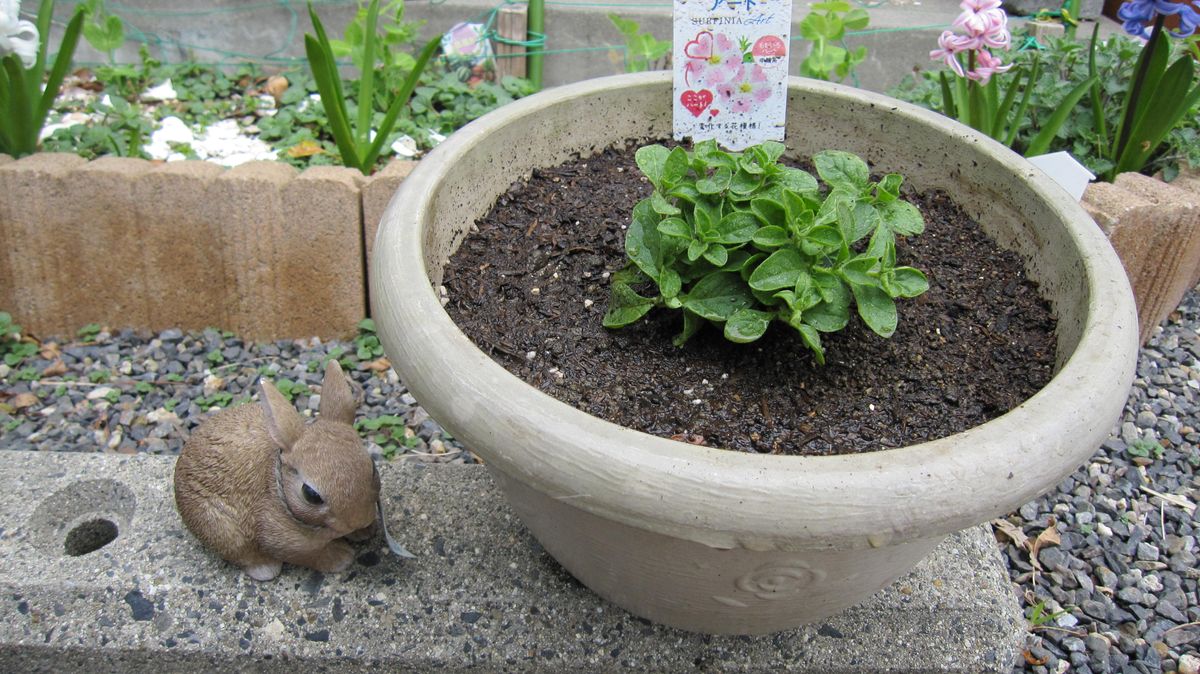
<box><xmin>369</xmin><ymin>71</ymin><xmax>1138</xmax><ymax>635</ymax></box>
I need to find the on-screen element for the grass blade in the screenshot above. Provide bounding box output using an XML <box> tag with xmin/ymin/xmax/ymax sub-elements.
<box><xmin>1025</xmin><ymin>75</ymin><xmax>1097</xmax><ymax>157</ymax></box>
<box><xmin>1086</xmin><ymin>23</ymin><xmax>1107</xmax><ymax>150</ymax></box>
<box><xmin>36</xmin><ymin>6</ymin><xmax>85</xmax><ymax>129</ymax></box>
<box><xmin>2</xmin><ymin>57</ymin><xmax>35</xmax><ymax>156</ymax></box>
<box><xmin>362</xmin><ymin>35</ymin><xmax>440</xmax><ymax>170</ymax></box>
<box><xmin>1004</xmin><ymin>58</ymin><xmax>1041</xmax><ymax>147</ymax></box>
<box><xmin>1114</xmin><ymin>57</ymin><xmax>1195</xmax><ymax>174</ymax></box>
<box><xmin>356</xmin><ymin>0</ymin><xmax>380</xmax><ymax>150</ymax></box>
<box><xmin>305</xmin><ymin>34</ymin><xmax>361</xmax><ymax>169</ymax></box>
<box><xmin>307</xmin><ymin>2</ymin><xmax>350</xmax><ymax>125</ymax></box>
<box><xmin>30</xmin><ymin>0</ymin><xmax>54</xmax><ymax>96</ymax></box>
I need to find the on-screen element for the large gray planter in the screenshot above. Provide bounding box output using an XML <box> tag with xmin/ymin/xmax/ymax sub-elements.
<box><xmin>371</xmin><ymin>72</ymin><xmax>1138</xmax><ymax>635</ymax></box>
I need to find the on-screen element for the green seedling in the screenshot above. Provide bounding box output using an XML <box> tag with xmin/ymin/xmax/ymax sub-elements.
<box><xmin>604</xmin><ymin>141</ymin><xmax>928</xmax><ymax>364</ymax></box>
<box><xmin>1027</xmin><ymin>600</ymin><xmax>1067</xmax><ymax>628</ymax></box>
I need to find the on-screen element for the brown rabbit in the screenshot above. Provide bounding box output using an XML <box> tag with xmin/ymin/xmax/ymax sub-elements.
<box><xmin>173</xmin><ymin>360</ymin><xmax>379</xmax><ymax>581</ymax></box>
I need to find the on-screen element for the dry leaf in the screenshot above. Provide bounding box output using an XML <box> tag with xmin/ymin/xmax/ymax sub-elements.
<box><xmin>42</xmin><ymin>359</ymin><xmax>67</xmax><ymax>377</ymax></box>
<box><xmin>39</xmin><ymin>342</ymin><xmax>59</xmax><ymax>360</ymax></box>
<box><xmin>287</xmin><ymin>139</ymin><xmax>324</xmax><ymax>158</ymax></box>
<box><xmin>11</xmin><ymin>393</ymin><xmax>38</xmax><ymax>409</ymax></box>
<box><xmin>1029</xmin><ymin>516</ymin><xmax>1061</xmax><ymax>569</ymax></box>
<box><xmin>1023</xmin><ymin>650</ymin><xmax>1048</xmax><ymax>666</ymax></box>
<box><xmin>991</xmin><ymin>518</ymin><xmax>1029</xmax><ymax>549</ymax></box>
<box><xmin>266</xmin><ymin>75</ymin><xmax>289</xmax><ymax>103</ymax></box>
<box><xmin>365</xmin><ymin>357</ymin><xmax>392</xmax><ymax>372</ymax></box>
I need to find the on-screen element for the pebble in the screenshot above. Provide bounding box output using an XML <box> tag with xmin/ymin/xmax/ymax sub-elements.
<box><xmin>1004</xmin><ymin>288</ymin><xmax>1200</xmax><ymax>673</ymax></box>
<box><xmin>0</xmin><ymin>328</ymin><xmax>465</xmax><ymax>461</ymax></box>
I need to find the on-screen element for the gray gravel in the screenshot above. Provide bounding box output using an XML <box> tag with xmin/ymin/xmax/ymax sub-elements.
<box><xmin>3</xmin><ymin>289</ymin><xmax>1200</xmax><ymax>672</ymax></box>
<box><xmin>1006</xmin><ymin>290</ymin><xmax>1200</xmax><ymax>674</ymax></box>
<box><xmin>0</xmin><ymin>326</ymin><xmax>470</xmax><ymax>463</ymax></box>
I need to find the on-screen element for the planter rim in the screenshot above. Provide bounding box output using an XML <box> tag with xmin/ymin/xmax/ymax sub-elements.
<box><xmin>373</xmin><ymin>72</ymin><xmax>1138</xmax><ymax>550</ymax></box>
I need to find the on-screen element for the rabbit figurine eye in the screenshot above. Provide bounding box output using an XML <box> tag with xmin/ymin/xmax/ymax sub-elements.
<box><xmin>301</xmin><ymin>483</ymin><xmax>324</xmax><ymax>505</ymax></box>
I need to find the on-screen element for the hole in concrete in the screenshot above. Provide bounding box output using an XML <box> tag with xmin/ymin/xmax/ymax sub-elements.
<box><xmin>63</xmin><ymin>518</ymin><xmax>120</xmax><ymax>556</ymax></box>
<box><xmin>27</xmin><ymin>478</ymin><xmax>136</xmax><ymax>557</ymax></box>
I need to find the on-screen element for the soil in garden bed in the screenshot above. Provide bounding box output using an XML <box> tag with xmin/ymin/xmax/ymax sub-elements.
<box><xmin>443</xmin><ymin>142</ymin><xmax>1057</xmax><ymax>456</ymax></box>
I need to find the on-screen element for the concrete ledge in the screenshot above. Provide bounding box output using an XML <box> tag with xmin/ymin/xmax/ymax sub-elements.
<box><xmin>0</xmin><ymin>452</ymin><xmax>1024</xmax><ymax>672</ymax></box>
<box><xmin>1083</xmin><ymin>172</ymin><xmax>1200</xmax><ymax>344</ymax></box>
<box><xmin>0</xmin><ymin>156</ymin><xmax>414</xmax><ymax>340</ymax></box>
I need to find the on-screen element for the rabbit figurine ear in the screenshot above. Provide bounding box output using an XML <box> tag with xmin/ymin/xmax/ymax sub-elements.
<box><xmin>319</xmin><ymin>360</ymin><xmax>357</xmax><ymax>425</ymax></box>
<box><xmin>259</xmin><ymin>379</ymin><xmax>303</xmax><ymax>451</ymax></box>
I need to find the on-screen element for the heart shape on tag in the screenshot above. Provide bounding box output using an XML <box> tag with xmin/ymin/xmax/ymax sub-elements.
<box><xmin>680</xmin><ymin>89</ymin><xmax>714</xmax><ymax>117</ymax></box>
<box><xmin>683</xmin><ymin>31</ymin><xmax>714</xmax><ymax>61</ymax></box>
<box><xmin>709</xmin><ymin>109</ymin><xmax>720</xmax><ymax>117</ymax></box>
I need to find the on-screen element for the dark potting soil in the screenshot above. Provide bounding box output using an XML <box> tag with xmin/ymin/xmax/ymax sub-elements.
<box><xmin>443</xmin><ymin>143</ymin><xmax>1057</xmax><ymax>455</ymax></box>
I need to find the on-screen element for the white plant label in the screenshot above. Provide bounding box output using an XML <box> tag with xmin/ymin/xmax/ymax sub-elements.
<box><xmin>673</xmin><ymin>0</ymin><xmax>793</xmax><ymax>150</ymax></box>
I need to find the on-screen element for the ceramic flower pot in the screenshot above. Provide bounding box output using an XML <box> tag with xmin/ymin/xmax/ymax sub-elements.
<box><xmin>370</xmin><ymin>72</ymin><xmax>1138</xmax><ymax>635</ymax></box>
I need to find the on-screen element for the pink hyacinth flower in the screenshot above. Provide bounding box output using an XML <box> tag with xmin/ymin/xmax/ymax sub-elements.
<box><xmin>929</xmin><ymin>30</ymin><xmax>967</xmax><ymax>77</ymax></box>
<box><xmin>966</xmin><ymin>48</ymin><xmax>1012</xmax><ymax>85</ymax></box>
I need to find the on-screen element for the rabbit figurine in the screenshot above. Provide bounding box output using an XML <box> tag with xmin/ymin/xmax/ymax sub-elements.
<box><xmin>173</xmin><ymin>360</ymin><xmax>380</xmax><ymax>581</ymax></box>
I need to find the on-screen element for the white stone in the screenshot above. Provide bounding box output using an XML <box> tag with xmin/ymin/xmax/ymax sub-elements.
<box><xmin>141</xmin><ymin>79</ymin><xmax>178</xmax><ymax>102</ymax></box>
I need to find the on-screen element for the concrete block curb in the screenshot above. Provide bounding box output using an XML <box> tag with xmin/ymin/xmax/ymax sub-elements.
<box><xmin>0</xmin><ymin>153</ymin><xmax>89</xmax><ymax>337</ymax></box>
<box><xmin>0</xmin><ymin>157</ymin><xmax>415</xmax><ymax>340</ymax></box>
<box><xmin>362</xmin><ymin>159</ymin><xmax>417</xmax><ymax>289</ymax></box>
<box><xmin>1083</xmin><ymin>172</ymin><xmax>1200</xmax><ymax>344</ymax></box>
<box><xmin>0</xmin><ymin>451</ymin><xmax>1025</xmax><ymax>672</ymax></box>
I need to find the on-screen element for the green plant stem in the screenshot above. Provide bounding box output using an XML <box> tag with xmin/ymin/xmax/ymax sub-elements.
<box><xmin>527</xmin><ymin>0</ymin><xmax>545</xmax><ymax>89</ymax></box>
<box><xmin>1114</xmin><ymin>14</ymin><xmax>1165</xmax><ymax>167</ymax></box>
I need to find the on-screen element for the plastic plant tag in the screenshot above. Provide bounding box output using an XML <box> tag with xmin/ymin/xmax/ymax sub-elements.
<box><xmin>441</xmin><ymin>22</ymin><xmax>497</xmax><ymax>83</ymax></box>
<box><xmin>673</xmin><ymin>0</ymin><xmax>793</xmax><ymax>150</ymax></box>
<box><xmin>1027</xmin><ymin>151</ymin><xmax>1096</xmax><ymax>201</ymax></box>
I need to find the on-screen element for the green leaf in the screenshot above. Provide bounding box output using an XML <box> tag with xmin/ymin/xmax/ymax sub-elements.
<box><xmin>687</xmin><ymin>238</ymin><xmax>707</xmax><ymax>262</ymax></box>
<box><xmin>635</xmin><ymin>144</ymin><xmax>670</xmax><ymax>189</ymax></box>
<box><xmin>650</xmin><ymin>191</ymin><xmax>681</xmax><ymax>216</ymax></box>
<box><xmin>814</xmin><ymin>151</ymin><xmax>870</xmax><ymax>191</ymax></box>
<box><xmin>852</xmin><ymin>284</ymin><xmax>898</xmax><ymax>338</ymax></box>
<box><xmin>876</xmin><ymin>173</ymin><xmax>902</xmax><ymax>201</ymax></box>
<box><xmin>887</xmin><ymin>266</ymin><xmax>929</xmax><ymax>298</ymax></box>
<box><xmin>748</xmin><ymin>248</ymin><xmax>805</xmax><ymax>291</ymax></box>
<box><xmin>657</xmin><ymin>217</ymin><xmax>691</xmax><ymax>239</ymax></box>
<box><xmin>1024</xmin><ymin>75</ymin><xmax>1098</xmax><ymax>158</ymax></box>
<box><xmin>730</xmin><ymin>168</ymin><xmax>763</xmax><ymax>195</ymax></box>
<box><xmin>362</xmin><ymin>34</ymin><xmax>441</xmax><ymax>170</ymax></box>
<box><xmin>844</xmin><ymin>7</ymin><xmax>870</xmax><ymax>29</ymax></box>
<box><xmin>713</xmin><ymin>211</ymin><xmax>758</xmax><ymax>244</ymax></box>
<box><xmin>673</xmin><ymin>309</ymin><xmax>704</xmax><ymax>346</ymax></box>
<box><xmin>877</xmin><ymin>199</ymin><xmax>924</xmax><ymax>236</ymax></box>
<box><xmin>603</xmin><ymin>282</ymin><xmax>656</xmax><ymax>328</ymax></box>
<box><xmin>697</xmin><ymin>167</ymin><xmax>732</xmax><ymax>195</ymax></box>
<box><xmin>804</xmin><ymin>225</ymin><xmax>843</xmax><ymax>250</ymax></box>
<box><xmin>682</xmin><ymin>272</ymin><xmax>755</xmax><ymax>321</ymax></box>
<box><xmin>796</xmin><ymin>322</ymin><xmax>825</xmax><ymax>364</ymax></box>
<box><xmin>724</xmin><ymin>308</ymin><xmax>772</xmax><ymax>343</ymax></box>
<box><xmin>775</xmin><ymin>167</ymin><xmax>819</xmax><ymax>195</ymax></box>
<box><xmin>865</xmin><ymin>224</ymin><xmax>895</xmax><ymax>263</ymax></box>
<box><xmin>626</xmin><ymin>199</ymin><xmax>667</xmax><ymax>281</ymax></box>
<box><xmin>659</xmin><ymin>268</ymin><xmax>682</xmax><ymax>298</ymax></box>
<box><xmin>702</xmin><ymin>244</ymin><xmax>728</xmax><ymax>267</ymax></box>
<box><xmin>839</xmin><ymin>256</ymin><xmax>878</xmax><ymax>286</ymax></box>
<box><xmin>1114</xmin><ymin>57</ymin><xmax>1196</xmax><ymax>175</ymax></box>
<box><xmin>751</xmin><ymin>197</ymin><xmax>787</xmax><ymax>228</ymax></box>
<box><xmin>752</xmin><ymin>226</ymin><xmax>790</xmax><ymax>248</ymax></box>
<box><xmin>662</xmin><ymin>147</ymin><xmax>691</xmax><ymax>189</ymax></box>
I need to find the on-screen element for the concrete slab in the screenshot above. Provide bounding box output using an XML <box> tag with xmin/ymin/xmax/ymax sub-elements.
<box><xmin>0</xmin><ymin>451</ymin><xmax>1024</xmax><ymax>672</ymax></box>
